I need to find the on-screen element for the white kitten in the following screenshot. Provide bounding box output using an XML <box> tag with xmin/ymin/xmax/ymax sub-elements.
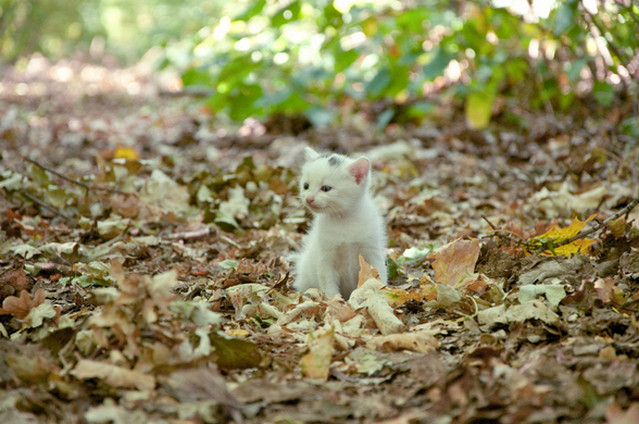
<box><xmin>293</xmin><ymin>147</ymin><xmax>387</xmax><ymax>299</ymax></box>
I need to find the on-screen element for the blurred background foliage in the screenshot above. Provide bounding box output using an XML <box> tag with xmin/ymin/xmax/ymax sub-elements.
<box><xmin>1</xmin><ymin>0</ymin><xmax>637</xmax><ymax>129</ymax></box>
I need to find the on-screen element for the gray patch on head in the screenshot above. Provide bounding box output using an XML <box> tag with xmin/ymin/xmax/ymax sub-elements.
<box><xmin>328</xmin><ymin>155</ymin><xmax>343</xmax><ymax>166</ymax></box>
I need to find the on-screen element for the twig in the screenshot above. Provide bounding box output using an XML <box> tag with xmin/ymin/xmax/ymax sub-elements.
<box><xmin>21</xmin><ymin>191</ymin><xmax>72</xmax><ymax>220</ymax></box>
<box><xmin>25</xmin><ymin>157</ymin><xmax>91</xmax><ymax>191</ymax></box>
<box><xmin>481</xmin><ymin>215</ymin><xmax>536</xmax><ymax>249</ymax></box>
<box><xmin>25</xmin><ymin>157</ymin><xmax>135</xmax><ymax>196</ymax></box>
<box><xmin>535</xmin><ymin>196</ymin><xmax>639</xmax><ymax>253</ymax></box>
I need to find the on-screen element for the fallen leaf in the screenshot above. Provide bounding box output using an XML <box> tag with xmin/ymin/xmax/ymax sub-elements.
<box><xmin>349</xmin><ymin>278</ymin><xmax>404</xmax><ymax>335</ymax></box>
<box><xmin>0</xmin><ymin>267</ymin><xmax>29</xmax><ymax>297</ymax></box>
<box><xmin>506</xmin><ymin>299</ymin><xmax>559</xmax><ymax>324</ymax></box>
<box><xmin>300</xmin><ymin>328</ymin><xmax>334</xmax><ymax>380</ymax></box>
<box><xmin>594</xmin><ymin>277</ymin><xmax>625</xmax><ymax>305</ymax></box>
<box><xmin>24</xmin><ymin>303</ymin><xmax>57</xmax><ymax>328</ymax></box>
<box><xmin>72</xmin><ymin>359</ymin><xmax>155</xmax><ymax>391</ymax></box>
<box><xmin>210</xmin><ymin>332</ymin><xmax>263</xmax><ymax>369</ymax></box>
<box><xmin>518</xmin><ymin>284</ymin><xmax>566</xmax><ymax>307</ymax></box>
<box><xmin>113</xmin><ymin>146</ymin><xmax>140</xmax><ymax>160</ymax></box>
<box><xmin>85</xmin><ymin>402</ymin><xmax>147</xmax><ymax>424</ymax></box>
<box><xmin>477</xmin><ymin>299</ymin><xmax>560</xmax><ymax>326</ymax></box>
<box><xmin>0</xmin><ymin>289</ymin><xmax>46</xmax><ymax>319</ymax></box>
<box><xmin>367</xmin><ymin>329</ymin><xmax>440</xmax><ymax>353</ymax></box>
<box><xmin>428</xmin><ymin>238</ymin><xmax>480</xmax><ymax>286</ymax></box>
<box><xmin>529</xmin><ymin>214</ymin><xmax>596</xmax><ymax>256</ymax></box>
<box><xmin>606</xmin><ymin>403</ymin><xmax>639</xmax><ymax>424</ymax></box>
<box><xmin>358</xmin><ymin>254</ymin><xmax>380</xmax><ymax>287</ymax></box>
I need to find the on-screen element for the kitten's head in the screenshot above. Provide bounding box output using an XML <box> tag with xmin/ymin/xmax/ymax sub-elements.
<box><xmin>299</xmin><ymin>147</ymin><xmax>370</xmax><ymax>215</ymax></box>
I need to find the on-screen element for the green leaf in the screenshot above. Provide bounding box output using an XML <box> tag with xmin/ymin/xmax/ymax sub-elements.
<box><xmin>305</xmin><ymin>106</ymin><xmax>337</xmax><ymax>128</ymax></box>
<box><xmin>271</xmin><ymin>0</ymin><xmax>301</xmax><ymax>28</ymax></box>
<box><xmin>592</xmin><ymin>81</ymin><xmax>615</xmax><ymax>107</ymax></box>
<box><xmin>366</xmin><ymin>67</ymin><xmax>391</xmax><ymax>98</ymax></box>
<box><xmin>335</xmin><ymin>48</ymin><xmax>359</xmax><ymax>73</ymax></box>
<box><xmin>234</xmin><ymin>0</ymin><xmax>266</xmax><ymax>22</ymax></box>
<box><xmin>422</xmin><ymin>48</ymin><xmax>453</xmax><ymax>79</ymax></box>
<box><xmin>376</xmin><ymin>108</ymin><xmax>394</xmax><ymax>130</ymax></box>
<box><xmin>181</xmin><ymin>67</ymin><xmax>212</xmax><ymax>87</ymax></box>
<box><xmin>554</xmin><ymin>0</ymin><xmax>578</xmax><ymax>36</ymax></box>
<box><xmin>227</xmin><ymin>83</ymin><xmax>264</xmax><ymax>120</ymax></box>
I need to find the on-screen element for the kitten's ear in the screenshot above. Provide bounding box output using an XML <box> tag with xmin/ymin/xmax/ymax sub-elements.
<box><xmin>304</xmin><ymin>147</ymin><xmax>320</xmax><ymax>161</ymax></box>
<box><xmin>348</xmin><ymin>157</ymin><xmax>370</xmax><ymax>185</ymax></box>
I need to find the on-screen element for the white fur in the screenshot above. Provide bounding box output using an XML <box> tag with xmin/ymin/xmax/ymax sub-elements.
<box><xmin>293</xmin><ymin>147</ymin><xmax>387</xmax><ymax>299</ymax></box>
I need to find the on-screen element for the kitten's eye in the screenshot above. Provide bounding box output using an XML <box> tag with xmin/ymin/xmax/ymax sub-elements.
<box><xmin>321</xmin><ymin>185</ymin><xmax>332</xmax><ymax>192</ymax></box>
<box><xmin>303</xmin><ymin>183</ymin><xmax>309</xmax><ymax>190</ymax></box>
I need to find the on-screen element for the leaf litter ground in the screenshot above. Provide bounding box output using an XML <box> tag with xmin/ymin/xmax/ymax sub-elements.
<box><xmin>1</xmin><ymin>56</ymin><xmax>639</xmax><ymax>424</ymax></box>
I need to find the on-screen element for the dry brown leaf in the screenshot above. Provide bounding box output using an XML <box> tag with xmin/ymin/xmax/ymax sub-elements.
<box><xmin>357</xmin><ymin>254</ymin><xmax>380</xmax><ymax>288</ymax></box>
<box><xmin>0</xmin><ymin>289</ymin><xmax>45</xmax><ymax>319</ymax></box>
<box><xmin>606</xmin><ymin>403</ymin><xmax>639</xmax><ymax>424</ymax></box>
<box><xmin>0</xmin><ymin>267</ymin><xmax>29</xmax><ymax>298</ymax></box>
<box><xmin>594</xmin><ymin>277</ymin><xmax>624</xmax><ymax>305</ymax></box>
<box><xmin>73</xmin><ymin>359</ymin><xmax>155</xmax><ymax>391</ymax></box>
<box><xmin>428</xmin><ymin>238</ymin><xmax>480</xmax><ymax>286</ymax></box>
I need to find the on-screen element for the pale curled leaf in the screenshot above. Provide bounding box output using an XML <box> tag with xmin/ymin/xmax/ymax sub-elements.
<box><xmin>518</xmin><ymin>284</ymin><xmax>566</xmax><ymax>307</ymax></box>
<box><xmin>477</xmin><ymin>299</ymin><xmax>559</xmax><ymax>327</ymax></box>
<box><xmin>73</xmin><ymin>359</ymin><xmax>155</xmax><ymax>391</ymax></box>
<box><xmin>349</xmin><ymin>278</ymin><xmax>404</xmax><ymax>335</ymax></box>
<box><xmin>24</xmin><ymin>303</ymin><xmax>57</xmax><ymax>328</ymax></box>
<box><xmin>85</xmin><ymin>403</ymin><xmax>148</xmax><ymax>424</ymax></box>
<box><xmin>367</xmin><ymin>329</ymin><xmax>440</xmax><ymax>353</ymax></box>
<box><xmin>300</xmin><ymin>329</ymin><xmax>334</xmax><ymax>380</ymax></box>
<box><xmin>9</xmin><ymin>244</ymin><xmax>41</xmax><ymax>259</ymax></box>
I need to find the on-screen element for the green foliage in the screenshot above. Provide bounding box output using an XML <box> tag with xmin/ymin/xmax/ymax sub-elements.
<box><xmin>2</xmin><ymin>0</ymin><xmax>637</xmax><ymax>127</ymax></box>
<box><xmin>169</xmin><ymin>0</ymin><xmax>638</xmax><ymax>127</ymax></box>
<box><xmin>0</xmin><ymin>0</ymin><xmax>225</xmax><ymax>62</ymax></box>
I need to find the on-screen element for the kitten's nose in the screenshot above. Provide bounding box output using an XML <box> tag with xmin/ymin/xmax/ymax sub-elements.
<box><xmin>306</xmin><ymin>197</ymin><xmax>315</xmax><ymax>206</ymax></box>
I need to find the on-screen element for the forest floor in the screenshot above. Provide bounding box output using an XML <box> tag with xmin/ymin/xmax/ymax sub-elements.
<box><xmin>1</xmin><ymin>55</ymin><xmax>639</xmax><ymax>424</ymax></box>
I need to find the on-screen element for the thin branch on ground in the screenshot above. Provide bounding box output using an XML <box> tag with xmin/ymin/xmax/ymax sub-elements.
<box><xmin>534</xmin><ymin>196</ymin><xmax>639</xmax><ymax>253</ymax></box>
<box><xmin>480</xmin><ymin>215</ymin><xmax>536</xmax><ymax>250</ymax></box>
<box><xmin>25</xmin><ymin>157</ymin><xmax>91</xmax><ymax>191</ymax></box>
<box><xmin>482</xmin><ymin>197</ymin><xmax>639</xmax><ymax>254</ymax></box>
<box><xmin>21</xmin><ymin>191</ymin><xmax>73</xmax><ymax>220</ymax></box>
<box><xmin>25</xmin><ymin>157</ymin><xmax>135</xmax><ymax>195</ymax></box>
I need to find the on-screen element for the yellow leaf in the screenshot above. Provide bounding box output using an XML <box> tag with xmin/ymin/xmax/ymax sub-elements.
<box><xmin>226</xmin><ymin>328</ymin><xmax>250</xmax><ymax>338</ymax></box>
<box><xmin>113</xmin><ymin>146</ymin><xmax>140</xmax><ymax>160</ymax></box>
<box><xmin>530</xmin><ymin>214</ymin><xmax>596</xmax><ymax>256</ymax></box>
